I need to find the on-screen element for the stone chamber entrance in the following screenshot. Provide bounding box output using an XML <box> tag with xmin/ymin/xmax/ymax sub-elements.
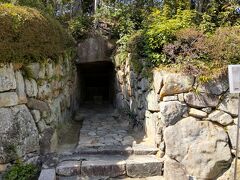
<box><xmin>77</xmin><ymin>61</ymin><xmax>115</xmax><ymax>105</ymax></box>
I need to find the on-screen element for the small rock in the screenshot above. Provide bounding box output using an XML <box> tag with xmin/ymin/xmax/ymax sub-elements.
<box><xmin>202</xmin><ymin>107</ymin><xmax>212</xmax><ymax>113</ymax></box>
<box><xmin>189</xmin><ymin>108</ymin><xmax>208</xmax><ymax>118</ymax></box>
<box><xmin>162</xmin><ymin>95</ymin><xmax>178</xmax><ymax>102</ymax></box>
<box><xmin>207</xmin><ymin>110</ymin><xmax>233</xmax><ymax>126</ymax></box>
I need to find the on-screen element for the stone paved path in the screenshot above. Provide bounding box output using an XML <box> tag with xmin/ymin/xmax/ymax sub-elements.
<box><xmin>75</xmin><ymin>105</ymin><xmax>136</xmax><ymax>148</ymax></box>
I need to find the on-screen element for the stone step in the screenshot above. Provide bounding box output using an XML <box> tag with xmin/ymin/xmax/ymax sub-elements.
<box><xmin>57</xmin><ymin>175</ymin><xmax>165</xmax><ymax>180</ymax></box>
<box><xmin>56</xmin><ymin>155</ymin><xmax>163</xmax><ymax>178</ymax></box>
<box><xmin>74</xmin><ymin>145</ymin><xmax>158</xmax><ymax>156</ymax></box>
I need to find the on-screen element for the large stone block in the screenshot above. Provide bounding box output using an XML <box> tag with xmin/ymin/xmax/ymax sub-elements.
<box><xmin>0</xmin><ymin>64</ymin><xmax>16</xmax><ymax>92</ymax></box>
<box><xmin>164</xmin><ymin>117</ymin><xmax>231</xmax><ymax>179</ymax></box>
<box><xmin>159</xmin><ymin>101</ymin><xmax>188</xmax><ymax>126</ymax></box>
<box><xmin>0</xmin><ymin>105</ymin><xmax>39</xmax><ymax>163</ymax></box>
<box><xmin>160</xmin><ymin>73</ymin><xmax>194</xmax><ymax>98</ymax></box>
<box><xmin>184</xmin><ymin>92</ymin><xmax>219</xmax><ymax>108</ymax></box>
<box><xmin>0</xmin><ymin>92</ymin><xmax>18</xmax><ymax>107</ymax></box>
<box><xmin>197</xmin><ymin>77</ymin><xmax>228</xmax><ymax>95</ymax></box>
<box><xmin>126</xmin><ymin>155</ymin><xmax>163</xmax><ymax>178</ymax></box>
<box><xmin>81</xmin><ymin>159</ymin><xmax>126</xmax><ymax>177</ymax></box>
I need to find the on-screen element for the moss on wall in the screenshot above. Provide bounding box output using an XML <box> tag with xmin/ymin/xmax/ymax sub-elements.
<box><xmin>0</xmin><ymin>4</ymin><xmax>75</xmax><ymax>63</ymax></box>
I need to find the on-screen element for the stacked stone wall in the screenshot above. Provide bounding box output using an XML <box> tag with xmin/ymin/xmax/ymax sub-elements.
<box><xmin>115</xmin><ymin>56</ymin><xmax>237</xmax><ymax>179</ymax></box>
<box><xmin>0</xmin><ymin>57</ymin><xmax>78</xmax><ymax>169</ymax></box>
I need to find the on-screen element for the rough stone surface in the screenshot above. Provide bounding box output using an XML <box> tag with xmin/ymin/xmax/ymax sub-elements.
<box><xmin>218</xmin><ymin>95</ymin><xmax>238</xmax><ymax>116</ymax></box>
<box><xmin>146</xmin><ymin>91</ymin><xmax>159</xmax><ymax>112</ymax></box>
<box><xmin>189</xmin><ymin>108</ymin><xmax>207</xmax><ymax>118</ymax></box>
<box><xmin>39</xmin><ymin>169</ymin><xmax>56</xmax><ymax>180</ymax></box>
<box><xmin>31</xmin><ymin>110</ymin><xmax>41</xmax><ymax>123</ymax></box>
<box><xmin>153</xmin><ymin>71</ymin><xmax>163</xmax><ymax>94</ymax></box>
<box><xmin>164</xmin><ymin>117</ymin><xmax>231</xmax><ymax>179</ymax></box>
<box><xmin>164</xmin><ymin>157</ymin><xmax>188</xmax><ymax>180</ymax></box>
<box><xmin>0</xmin><ymin>105</ymin><xmax>39</xmax><ymax>163</ymax></box>
<box><xmin>81</xmin><ymin>158</ymin><xmax>126</xmax><ymax>177</ymax></box>
<box><xmin>227</xmin><ymin>125</ymin><xmax>240</xmax><ymax>154</ymax></box>
<box><xmin>184</xmin><ymin>92</ymin><xmax>219</xmax><ymax>108</ymax></box>
<box><xmin>0</xmin><ymin>64</ymin><xmax>16</xmax><ymax>92</ymax></box>
<box><xmin>126</xmin><ymin>156</ymin><xmax>163</xmax><ymax>178</ymax></box>
<box><xmin>15</xmin><ymin>71</ymin><xmax>27</xmax><ymax>104</ymax></box>
<box><xmin>27</xmin><ymin>63</ymin><xmax>40</xmax><ymax>79</ymax></box>
<box><xmin>27</xmin><ymin>98</ymin><xmax>50</xmax><ymax>112</ymax></box>
<box><xmin>145</xmin><ymin>111</ymin><xmax>157</xmax><ymax>144</ymax></box>
<box><xmin>218</xmin><ymin>159</ymin><xmax>238</xmax><ymax>180</ymax></box>
<box><xmin>162</xmin><ymin>95</ymin><xmax>178</xmax><ymax>102</ymax></box>
<box><xmin>159</xmin><ymin>101</ymin><xmax>188</xmax><ymax>126</ymax></box>
<box><xmin>198</xmin><ymin>77</ymin><xmax>228</xmax><ymax>95</ymax></box>
<box><xmin>56</xmin><ymin>161</ymin><xmax>81</xmax><ymax>176</ymax></box>
<box><xmin>25</xmin><ymin>79</ymin><xmax>38</xmax><ymax>97</ymax></box>
<box><xmin>207</xmin><ymin>110</ymin><xmax>233</xmax><ymax>126</ymax></box>
<box><xmin>160</xmin><ymin>73</ymin><xmax>194</xmax><ymax>98</ymax></box>
<box><xmin>139</xmin><ymin>78</ymin><xmax>149</xmax><ymax>92</ymax></box>
<box><xmin>0</xmin><ymin>92</ymin><xmax>18</xmax><ymax>107</ymax></box>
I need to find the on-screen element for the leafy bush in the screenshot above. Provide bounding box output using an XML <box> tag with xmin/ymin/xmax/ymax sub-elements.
<box><xmin>205</xmin><ymin>26</ymin><xmax>240</xmax><ymax>64</ymax></box>
<box><xmin>0</xmin><ymin>4</ymin><xmax>74</xmax><ymax>63</ymax></box>
<box><xmin>68</xmin><ymin>15</ymin><xmax>93</xmax><ymax>40</ymax></box>
<box><xmin>4</xmin><ymin>162</ymin><xmax>39</xmax><ymax>180</ymax></box>
<box><xmin>143</xmin><ymin>9</ymin><xmax>197</xmax><ymax>65</ymax></box>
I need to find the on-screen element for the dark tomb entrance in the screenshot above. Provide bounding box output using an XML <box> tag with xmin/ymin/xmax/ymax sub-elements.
<box><xmin>77</xmin><ymin>61</ymin><xmax>115</xmax><ymax>105</ymax></box>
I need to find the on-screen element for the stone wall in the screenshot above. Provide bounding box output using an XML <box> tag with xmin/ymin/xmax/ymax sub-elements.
<box><xmin>115</xmin><ymin>56</ymin><xmax>237</xmax><ymax>179</ymax></box>
<box><xmin>0</xmin><ymin>57</ymin><xmax>78</xmax><ymax>167</ymax></box>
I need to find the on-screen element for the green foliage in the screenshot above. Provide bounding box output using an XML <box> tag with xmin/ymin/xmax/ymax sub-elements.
<box><xmin>143</xmin><ymin>9</ymin><xmax>197</xmax><ymax>65</ymax></box>
<box><xmin>0</xmin><ymin>4</ymin><xmax>74</xmax><ymax>63</ymax></box>
<box><xmin>4</xmin><ymin>162</ymin><xmax>39</xmax><ymax>180</ymax></box>
<box><xmin>68</xmin><ymin>15</ymin><xmax>93</xmax><ymax>40</ymax></box>
<box><xmin>95</xmin><ymin>4</ymin><xmax>136</xmax><ymax>38</ymax></box>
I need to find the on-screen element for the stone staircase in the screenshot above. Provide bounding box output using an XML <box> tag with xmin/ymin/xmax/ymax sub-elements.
<box><xmin>38</xmin><ymin>145</ymin><xmax>164</xmax><ymax>180</ymax></box>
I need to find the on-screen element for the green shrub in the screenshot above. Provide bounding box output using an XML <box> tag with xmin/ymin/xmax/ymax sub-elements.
<box><xmin>143</xmin><ymin>9</ymin><xmax>197</xmax><ymax>65</ymax></box>
<box><xmin>68</xmin><ymin>15</ymin><xmax>93</xmax><ymax>40</ymax></box>
<box><xmin>4</xmin><ymin>162</ymin><xmax>39</xmax><ymax>180</ymax></box>
<box><xmin>0</xmin><ymin>4</ymin><xmax>74</xmax><ymax>63</ymax></box>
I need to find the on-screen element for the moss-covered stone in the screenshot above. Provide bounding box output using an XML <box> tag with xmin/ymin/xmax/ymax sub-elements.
<box><xmin>0</xmin><ymin>4</ymin><xmax>74</xmax><ymax>63</ymax></box>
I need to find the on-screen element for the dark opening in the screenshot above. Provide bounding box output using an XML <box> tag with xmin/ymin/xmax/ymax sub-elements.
<box><xmin>77</xmin><ymin>61</ymin><xmax>115</xmax><ymax>105</ymax></box>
